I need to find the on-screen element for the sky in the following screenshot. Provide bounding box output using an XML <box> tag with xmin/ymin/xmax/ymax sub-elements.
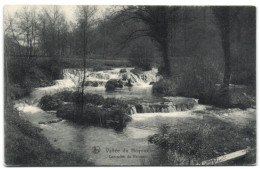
<box><xmin>4</xmin><ymin>5</ymin><xmax>114</xmax><ymax>23</ymax></box>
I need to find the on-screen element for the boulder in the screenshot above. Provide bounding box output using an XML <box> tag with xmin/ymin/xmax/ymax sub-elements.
<box><xmin>120</xmin><ymin>68</ymin><xmax>127</xmax><ymax>73</ymax></box>
<box><xmin>92</xmin><ymin>81</ymin><xmax>99</xmax><ymax>87</ymax></box>
<box><xmin>149</xmin><ymin>81</ymin><xmax>155</xmax><ymax>85</ymax></box>
<box><xmin>125</xmin><ymin>79</ymin><xmax>133</xmax><ymax>87</ymax></box>
<box><xmin>118</xmin><ymin>80</ymin><xmax>124</xmax><ymax>88</ymax></box>
<box><xmin>105</xmin><ymin>79</ymin><xmax>124</xmax><ymax>91</ymax></box>
<box><xmin>122</xmin><ymin>73</ymin><xmax>128</xmax><ymax>81</ymax></box>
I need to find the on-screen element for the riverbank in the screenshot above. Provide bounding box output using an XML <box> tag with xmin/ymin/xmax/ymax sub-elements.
<box><xmin>4</xmin><ymin>103</ymin><xmax>93</xmax><ymax>166</ymax></box>
<box><xmin>4</xmin><ymin>57</ymin><xmax>135</xmax><ymax>166</ymax></box>
<box><xmin>147</xmin><ymin>107</ymin><xmax>256</xmax><ymax>165</ymax></box>
<box><xmin>5</xmin><ymin>58</ymin><xmax>256</xmax><ymax>166</ymax></box>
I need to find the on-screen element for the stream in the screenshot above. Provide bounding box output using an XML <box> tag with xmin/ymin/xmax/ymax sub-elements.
<box><xmin>14</xmin><ymin>67</ymin><xmax>255</xmax><ymax>165</ymax></box>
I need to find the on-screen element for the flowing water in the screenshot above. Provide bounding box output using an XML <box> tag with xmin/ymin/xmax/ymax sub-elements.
<box><xmin>15</xmin><ymin>67</ymin><xmax>247</xmax><ymax>165</ymax></box>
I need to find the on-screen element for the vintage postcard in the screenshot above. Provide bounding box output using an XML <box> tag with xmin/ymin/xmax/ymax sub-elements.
<box><xmin>3</xmin><ymin>3</ymin><xmax>256</xmax><ymax>166</ymax></box>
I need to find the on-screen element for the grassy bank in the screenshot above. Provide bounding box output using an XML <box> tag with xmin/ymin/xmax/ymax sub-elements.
<box><xmin>147</xmin><ymin>114</ymin><xmax>256</xmax><ymax>165</ymax></box>
<box><xmin>6</xmin><ymin>57</ymin><xmax>63</xmax><ymax>99</ymax></box>
<box><xmin>5</xmin><ymin>56</ymin><xmax>121</xmax><ymax>166</ymax></box>
<box><xmin>4</xmin><ymin>103</ymin><xmax>93</xmax><ymax>166</ymax></box>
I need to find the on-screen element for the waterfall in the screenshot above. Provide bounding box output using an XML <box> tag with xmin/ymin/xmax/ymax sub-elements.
<box><xmin>133</xmin><ymin>99</ymin><xmax>198</xmax><ymax>113</ymax></box>
<box><xmin>62</xmin><ymin>68</ymin><xmax>198</xmax><ymax>114</ymax></box>
<box><xmin>129</xmin><ymin>105</ymin><xmax>137</xmax><ymax>114</ymax></box>
<box><xmin>63</xmin><ymin>67</ymin><xmax>160</xmax><ymax>88</ymax></box>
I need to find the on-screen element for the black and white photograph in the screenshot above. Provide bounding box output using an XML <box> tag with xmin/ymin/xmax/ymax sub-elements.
<box><xmin>2</xmin><ymin>1</ymin><xmax>257</xmax><ymax>166</ymax></box>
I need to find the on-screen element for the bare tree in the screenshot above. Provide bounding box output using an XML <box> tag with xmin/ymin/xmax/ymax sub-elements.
<box><xmin>40</xmin><ymin>6</ymin><xmax>68</xmax><ymax>57</ymax></box>
<box><xmin>16</xmin><ymin>7</ymin><xmax>38</xmax><ymax>59</ymax></box>
<box><xmin>76</xmin><ymin>5</ymin><xmax>97</xmax><ymax>113</ymax></box>
<box><xmin>114</xmin><ymin>6</ymin><xmax>179</xmax><ymax>76</ymax></box>
<box><xmin>97</xmin><ymin>8</ymin><xmax>113</xmax><ymax>58</ymax></box>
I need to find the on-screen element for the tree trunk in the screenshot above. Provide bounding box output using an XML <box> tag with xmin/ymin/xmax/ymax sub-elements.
<box><xmin>212</xmin><ymin>7</ymin><xmax>232</xmax><ymax>106</ymax></box>
<box><xmin>220</xmin><ymin>10</ymin><xmax>231</xmax><ymax>93</ymax></box>
<box><xmin>162</xmin><ymin>41</ymin><xmax>171</xmax><ymax>77</ymax></box>
<box><xmin>222</xmin><ymin>33</ymin><xmax>231</xmax><ymax>90</ymax></box>
<box><xmin>4</xmin><ymin>43</ymin><xmax>9</xmax><ymax>103</ymax></box>
<box><xmin>81</xmin><ymin>25</ymin><xmax>87</xmax><ymax>114</ymax></box>
<box><xmin>81</xmin><ymin>55</ymin><xmax>86</xmax><ymax>114</ymax></box>
<box><xmin>218</xmin><ymin>8</ymin><xmax>231</xmax><ymax>107</ymax></box>
<box><xmin>102</xmin><ymin>23</ymin><xmax>106</xmax><ymax>58</ymax></box>
<box><xmin>163</xmin><ymin>7</ymin><xmax>171</xmax><ymax>77</ymax></box>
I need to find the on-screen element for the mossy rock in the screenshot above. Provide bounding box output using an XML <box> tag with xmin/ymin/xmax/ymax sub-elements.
<box><xmin>39</xmin><ymin>95</ymin><xmax>62</xmax><ymax>111</ymax></box>
<box><xmin>105</xmin><ymin>79</ymin><xmax>124</xmax><ymax>91</ymax></box>
<box><xmin>120</xmin><ymin>69</ymin><xmax>127</xmax><ymax>73</ymax></box>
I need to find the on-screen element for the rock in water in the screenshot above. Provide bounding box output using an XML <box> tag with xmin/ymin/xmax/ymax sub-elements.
<box><xmin>105</xmin><ymin>79</ymin><xmax>124</xmax><ymax>91</ymax></box>
<box><xmin>120</xmin><ymin>68</ymin><xmax>127</xmax><ymax>73</ymax></box>
<box><xmin>125</xmin><ymin>79</ymin><xmax>133</xmax><ymax>87</ymax></box>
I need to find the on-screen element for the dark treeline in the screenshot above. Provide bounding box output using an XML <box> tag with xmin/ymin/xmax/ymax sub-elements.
<box><xmin>4</xmin><ymin>6</ymin><xmax>255</xmax><ymax>77</ymax></box>
<box><xmin>4</xmin><ymin>5</ymin><xmax>256</xmax><ymax>105</ymax></box>
<box><xmin>4</xmin><ymin>6</ymin><xmax>155</xmax><ymax>59</ymax></box>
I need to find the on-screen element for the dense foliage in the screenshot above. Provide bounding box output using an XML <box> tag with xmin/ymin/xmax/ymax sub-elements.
<box><xmin>39</xmin><ymin>91</ymin><xmax>132</xmax><ymax>132</ymax></box>
<box><xmin>148</xmin><ymin>117</ymin><xmax>256</xmax><ymax>165</ymax></box>
<box><xmin>5</xmin><ymin>6</ymin><xmax>255</xmax><ymax>99</ymax></box>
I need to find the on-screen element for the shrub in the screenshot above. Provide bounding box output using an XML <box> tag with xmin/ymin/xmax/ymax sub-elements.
<box><xmin>153</xmin><ymin>58</ymin><xmax>223</xmax><ymax>106</ymax></box>
<box><xmin>6</xmin><ymin>58</ymin><xmax>56</xmax><ymax>99</ymax></box>
<box><xmin>103</xmin><ymin>98</ymin><xmax>128</xmax><ymax>109</ymax></box>
<box><xmin>56</xmin><ymin>104</ymin><xmax>80</xmax><ymax>121</ymax></box>
<box><xmin>84</xmin><ymin>93</ymin><xmax>105</xmax><ymax>105</ymax></box>
<box><xmin>67</xmin><ymin>92</ymin><xmax>100</xmax><ymax>105</ymax></box>
<box><xmin>6</xmin><ymin>57</ymin><xmax>64</xmax><ymax>100</ymax></box>
<box><xmin>57</xmin><ymin>103</ymin><xmax>132</xmax><ymax>132</ymax></box>
<box><xmin>152</xmin><ymin>79</ymin><xmax>178</xmax><ymax>96</ymax></box>
<box><xmin>175</xmin><ymin>64</ymin><xmax>221</xmax><ymax>104</ymax></box>
<box><xmin>51</xmin><ymin>91</ymin><xmax>105</xmax><ymax>105</ymax></box>
<box><xmin>52</xmin><ymin>91</ymin><xmax>74</xmax><ymax>102</ymax></box>
<box><xmin>37</xmin><ymin>58</ymin><xmax>63</xmax><ymax>80</ymax></box>
<box><xmin>40</xmin><ymin>91</ymin><xmax>132</xmax><ymax>131</ymax></box>
<box><xmin>6</xmin><ymin>58</ymin><xmax>28</xmax><ymax>85</ymax></box>
<box><xmin>8</xmin><ymin>84</ymin><xmax>32</xmax><ymax>99</ymax></box>
<box><xmin>39</xmin><ymin>95</ymin><xmax>62</xmax><ymax>111</ymax></box>
<box><xmin>228</xmin><ymin>87</ymin><xmax>256</xmax><ymax>109</ymax></box>
<box><xmin>106</xmin><ymin>107</ymin><xmax>132</xmax><ymax>132</ymax></box>
<box><xmin>148</xmin><ymin>117</ymin><xmax>256</xmax><ymax>164</ymax></box>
